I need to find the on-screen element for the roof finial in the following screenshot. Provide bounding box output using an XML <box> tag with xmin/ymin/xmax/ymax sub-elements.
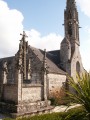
<box><xmin>20</xmin><ymin>31</ymin><xmax>28</xmax><ymax>41</ymax></box>
<box><xmin>44</xmin><ymin>49</ymin><xmax>46</xmax><ymax>60</ymax></box>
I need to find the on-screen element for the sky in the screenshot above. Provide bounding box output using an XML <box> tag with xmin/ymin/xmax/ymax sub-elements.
<box><xmin>0</xmin><ymin>0</ymin><xmax>90</xmax><ymax>71</ymax></box>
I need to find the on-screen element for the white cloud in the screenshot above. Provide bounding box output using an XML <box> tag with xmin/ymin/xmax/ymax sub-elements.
<box><xmin>0</xmin><ymin>0</ymin><xmax>23</xmax><ymax>58</ymax></box>
<box><xmin>0</xmin><ymin>0</ymin><xmax>62</xmax><ymax>58</ymax></box>
<box><xmin>76</xmin><ymin>0</ymin><xmax>90</xmax><ymax>17</ymax></box>
<box><xmin>80</xmin><ymin>38</ymin><xmax>90</xmax><ymax>72</ymax></box>
<box><xmin>75</xmin><ymin>0</ymin><xmax>90</xmax><ymax>71</ymax></box>
<box><xmin>26</xmin><ymin>29</ymin><xmax>63</xmax><ymax>51</ymax></box>
<box><xmin>84</xmin><ymin>26</ymin><xmax>90</xmax><ymax>34</ymax></box>
<box><xmin>79</xmin><ymin>26</ymin><xmax>90</xmax><ymax>71</ymax></box>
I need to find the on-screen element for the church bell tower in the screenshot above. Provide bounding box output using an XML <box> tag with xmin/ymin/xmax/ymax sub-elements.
<box><xmin>60</xmin><ymin>0</ymin><xmax>84</xmax><ymax>78</ymax></box>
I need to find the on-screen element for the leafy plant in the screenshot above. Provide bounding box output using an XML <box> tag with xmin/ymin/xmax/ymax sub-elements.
<box><xmin>67</xmin><ymin>72</ymin><xmax>90</xmax><ymax>119</ymax></box>
<box><xmin>64</xmin><ymin>106</ymin><xmax>88</xmax><ymax>120</ymax></box>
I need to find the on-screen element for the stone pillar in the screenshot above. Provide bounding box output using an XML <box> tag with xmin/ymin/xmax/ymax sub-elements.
<box><xmin>43</xmin><ymin>49</ymin><xmax>48</xmax><ymax>100</ymax></box>
<box><xmin>0</xmin><ymin>62</ymin><xmax>8</xmax><ymax>100</ymax></box>
<box><xmin>18</xmin><ymin>69</ymin><xmax>23</xmax><ymax>102</ymax></box>
<box><xmin>15</xmin><ymin>48</ymin><xmax>23</xmax><ymax>103</ymax></box>
<box><xmin>14</xmin><ymin>52</ymin><xmax>23</xmax><ymax>105</ymax></box>
<box><xmin>43</xmin><ymin>71</ymin><xmax>47</xmax><ymax>100</ymax></box>
<box><xmin>23</xmin><ymin>41</ymin><xmax>27</xmax><ymax>80</ymax></box>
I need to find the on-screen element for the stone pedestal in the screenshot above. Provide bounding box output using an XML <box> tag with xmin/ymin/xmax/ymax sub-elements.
<box><xmin>0</xmin><ymin>100</ymin><xmax>53</xmax><ymax>118</ymax></box>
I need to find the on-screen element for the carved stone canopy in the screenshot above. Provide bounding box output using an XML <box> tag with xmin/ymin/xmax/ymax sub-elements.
<box><xmin>3</xmin><ymin>61</ymin><xmax>8</xmax><ymax>73</ymax></box>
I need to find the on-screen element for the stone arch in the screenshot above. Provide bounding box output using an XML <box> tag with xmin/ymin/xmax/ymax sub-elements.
<box><xmin>76</xmin><ymin>61</ymin><xmax>80</xmax><ymax>74</ymax></box>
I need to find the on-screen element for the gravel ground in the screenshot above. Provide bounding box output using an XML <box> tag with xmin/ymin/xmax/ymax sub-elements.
<box><xmin>52</xmin><ymin>104</ymin><xmax>81</xmax><ymax>112</ymax></box>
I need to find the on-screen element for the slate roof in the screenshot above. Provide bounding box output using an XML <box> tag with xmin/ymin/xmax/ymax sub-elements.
<box><xmin>29</xmin><ymin>46</ymin><xmax>66</xmax><ymax>75</ymax></box>
<box><xmin>0</xmin><ymin>46</ymin><xmax>66</xmax><ymax>75</ymax></box>
<box><xmin>47</xmin><ymin>50</ymin><xmax>60</xmax><ymax>65</ymax></box>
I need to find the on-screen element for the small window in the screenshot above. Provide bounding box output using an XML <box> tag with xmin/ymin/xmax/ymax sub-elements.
<box><xmin>68</xmin><ymin>21</ymin><xmax>72</xmax><ymax>36</ymax></box>
<box><xmin>76</xmin><ymin>61</ymin><xmax>80</xmax><ymax>75</ymax></box>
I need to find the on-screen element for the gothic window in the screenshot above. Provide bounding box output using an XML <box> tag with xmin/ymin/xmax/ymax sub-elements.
<box><xmin>76</xmin><ymin>61</ymin><xmax>80</xmax><ymax>75</ymax></box>
<box><xmin>7</xmin><ymin>65</ymin><xmax>14</xmax><ymax>84</ymax></box>
<box><xmin>68</xmin><ymin>21</ymin><xmax>72</xmax><ymax>36</ymax></box>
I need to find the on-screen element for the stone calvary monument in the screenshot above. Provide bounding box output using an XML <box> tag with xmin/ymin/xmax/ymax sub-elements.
<box><xmin>0</xmin><ymin>0</ymin><xmax>84</xmax><ymax>117</ymax></box>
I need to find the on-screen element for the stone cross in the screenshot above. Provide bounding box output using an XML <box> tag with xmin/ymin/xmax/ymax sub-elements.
<box><xmin>20</xmin><ymin>31</ymin><xmax>28</xmax><ymax>41</ymax></box>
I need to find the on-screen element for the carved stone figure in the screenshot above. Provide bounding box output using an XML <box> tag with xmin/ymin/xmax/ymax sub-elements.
<box><xmin>3</xmin><ymin>61</ymin><xmax>8</xmax><ymax>84</ymax></box>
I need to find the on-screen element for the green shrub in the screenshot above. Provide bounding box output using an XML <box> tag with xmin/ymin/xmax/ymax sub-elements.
<box><xmin>65</xmin><ymin>106</ymin><xmax>88</xmax><ymax>120</ymax></box>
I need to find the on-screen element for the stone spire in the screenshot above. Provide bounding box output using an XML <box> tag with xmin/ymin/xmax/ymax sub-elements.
<box><xmin>60</xmin><ymin>0</ymin><xmax>84</xmax><ymax>79</ymax></box>
<box><xmin>66</xmin><ymin>0</ymin><xmax>76</xmax><ymax>4</ymax></box>
<box><xmin>19</xmin><ymin>31</ymin><xmax>28</xmax><ymax>80</ymax></box>
<box><xmin>64</xmin><ymin>0</ymin><xmax>80</xmax><ymax>46</ymax></box>
<box><xmin>66</xmin><ymin>0</ymin><xmax>76</xmax><ymax>9</ymax></box>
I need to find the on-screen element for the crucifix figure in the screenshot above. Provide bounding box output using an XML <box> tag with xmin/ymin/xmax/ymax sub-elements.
<box><xmin>20</xmin><ymin>31</ymin><xmax>28</xmax><ymax>42</ymax></box>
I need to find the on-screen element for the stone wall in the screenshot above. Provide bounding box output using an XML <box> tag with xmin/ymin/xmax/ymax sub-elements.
<box><xmin>3</xmin><ymin>84</ymin><xmax>18</xmax><ymax>103</ymax></box>
<box><xmin>22</xmin><ymin>85</ymin><xmax>42</xmax><ymax>102</ymax></box>
<box><xmin>0</xmin><ymin>100</ymin><xmax>52</xmax><ymax>117</ymax></box>
<box><xmin>71</xmin><ymin>44</ymin><xmax>84</xmax><ymax>80</ymax></box>
<box><xmin>17</xmin><ymin>100</ymin><xmax>51</xmax><ymax>113</ymax></box>
<box><xmin>48</xmin><ymin>73</ymin><xmax>66</xmax><ymax>96</ymax></box>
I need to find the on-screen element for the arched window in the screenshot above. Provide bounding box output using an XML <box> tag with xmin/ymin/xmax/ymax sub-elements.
<box><xmin>68</xmin><ymin>21</ymin><xmax>72</xmax><ymax>36</ymax></box>
<box><xmin>76</xmin><ymin>61</ymin><xmax>80</xmax><ymax>74</ymax></box>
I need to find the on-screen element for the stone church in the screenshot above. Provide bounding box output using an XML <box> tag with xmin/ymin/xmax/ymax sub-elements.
<box><xmin>0</xmin><ymin>0</ymin><xmax>84</xmax><ymax>117</ymax></box>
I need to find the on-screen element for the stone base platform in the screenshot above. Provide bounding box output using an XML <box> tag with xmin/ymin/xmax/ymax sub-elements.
<box><xmin>0</xmin><ymin>100</ymin><xmax>54</xmax><ymax>118</ymax></box>
<box><xmin>11</xmin><ymin>106</ymin><xmax>54</xmax><ymax>118</ymax></box>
